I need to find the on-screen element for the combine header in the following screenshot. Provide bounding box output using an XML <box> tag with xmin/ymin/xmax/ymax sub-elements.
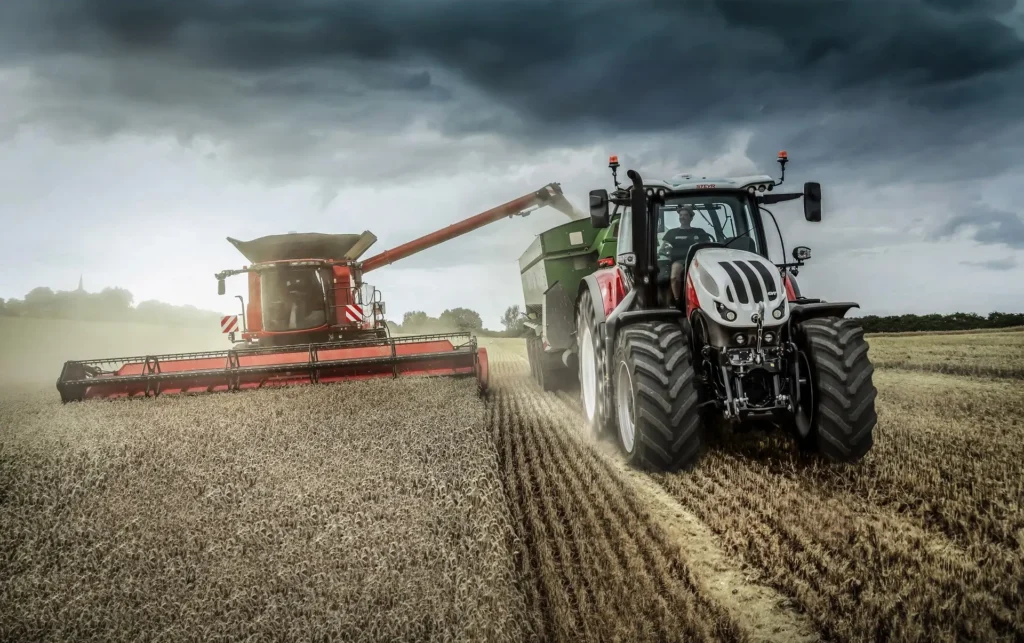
<box><xmin>56</xmin><ymin>333</ymin><xmax>483</xmax><ymax>402</ymax></box>
<box><xmin>57</xmin><ymin>184</ymin><xmax>579</xmax><ymax>402</ymax></box>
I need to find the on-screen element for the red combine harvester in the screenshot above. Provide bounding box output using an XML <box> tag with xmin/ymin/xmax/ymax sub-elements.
<box><xmin>56</xmin><ymin>184</ymin><xmax>580</xmax><ymax>402</ymax></box>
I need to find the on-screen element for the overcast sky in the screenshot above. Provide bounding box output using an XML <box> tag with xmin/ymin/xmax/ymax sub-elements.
<box><xmin>1</xmin><ymin>0</ymin><xmax>1023</xmax><ymax>328</ymax></box>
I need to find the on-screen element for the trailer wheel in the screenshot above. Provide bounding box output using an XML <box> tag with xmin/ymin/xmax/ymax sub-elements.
<box><xmin>527</xmin><ymin>334</ymin><xmax>569</xmax><ymax>392</ymax></box>
<box><xmin>794</xmin><ymin>316</ymin><xmax>877</xmax><ymax>462</ymax></box>
<box><xmin>577</xmin><ymin>289</ymin><xmax>614</xmax><ymax>439</ymax></box>
<box><xmin>526</xmin><ymin>334</ymin><xmax>540</xmax><ymax>380</ymax></box>
<box><xmin>611</xmin><ymin>321</ymin><xmax>704</xmax><ymax>472</ymax></box>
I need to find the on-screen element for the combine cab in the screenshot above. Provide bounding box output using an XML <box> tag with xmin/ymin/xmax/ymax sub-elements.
<box><xmin>57</xmin><ymin>184</ymin><xmax>579</xmax><ymax>402</ymax></box>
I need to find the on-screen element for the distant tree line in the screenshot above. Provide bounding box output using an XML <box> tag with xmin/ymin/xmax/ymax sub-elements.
<box><xmin>9</xmin><ymin>286</ymin><xmax>1015</xmax><ymax>337</ymax></box>
<box><xmin>393</xmin><ymin>306</ymin><xmax>532</xmax><ymax>337</ymax></box>
<box><xmin>396</xmin><ymin>308</ymin><xmax>485</xmax><ymax>334</ymax></box>
<box><xmin>852</xmin><ymin>312</ymin><xmax>1024</xmax><ymax>334</ymax></box>
<box><xmin>0</xmin><ymin>286</ymin><xmax>222</xmax><ymax>328</ymax></box>
<box><xmin>399</xmin><ymin>307</ymin><xmax>1024</xmax><ymax>337</ymax></box>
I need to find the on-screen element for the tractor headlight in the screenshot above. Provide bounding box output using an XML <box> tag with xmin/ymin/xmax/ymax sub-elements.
<box><xmin>763</xmin><ymin>331</ymin><xmax>776</xmax><ymax>344</ymax></box>
<box><xmin>734</xmin><ymin>333</ymin><xmax>747</xmax><ymax>345</ymax></box>
<box><xmin>716</xmin><ymin>301</ymin><xmax>737</xmax><ymax>322</ymax></box>
<box><xmin>772</xmin><ymin>300</ymin><xmax>786</xmax><ymax>320</ymax></box>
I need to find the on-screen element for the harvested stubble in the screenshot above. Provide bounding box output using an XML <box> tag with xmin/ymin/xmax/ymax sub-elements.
<box><xmin>6</xmin><ymin>326</ymin><xmax>1022</xmax><ymax>643</ymax></box>
<box><xmin>0</xmin><ymin>379</ymin><xmax>527</xmax><ymax>642</ymax></box>
<box><xmin>482</xmin><ymin>335</ymin><xmax>1024</xmax><ymax>642</ymax></box>
<box><xmin>485</xmin><ymin>353</ymin><xmax>748</xmax><ymax>643</ymax></box>
<box><xmin>865</xmin><ymin>326</ymin><xmax>1024</xmax><ymax>338</ymax></box>
<box><xmin>867</xmin><ymin>329</ymin><xmax>1024</xmax><ymax>378</ymax></box>
<box><xmin>653</xmin><ymin>368</ymin><xmax>1024</xmax><ymax>643</ymax></box>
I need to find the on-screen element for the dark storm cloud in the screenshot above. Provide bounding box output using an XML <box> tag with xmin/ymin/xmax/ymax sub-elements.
<box><xmin>936</xmin><ymin>204</ymin><xmax>1024</xmax><ymax>249</ymax></box>
<box><xmin>960</xmin><ymin>257</ymin><xmax>1018</xmax><ymax>270</ymax></box>
<box><xmin>2</xmin><ymin>0</ymin><xmax>1023</xmax><ymax>181</ymax></box>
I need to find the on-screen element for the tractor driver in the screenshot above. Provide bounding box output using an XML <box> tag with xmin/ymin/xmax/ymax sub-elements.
<box><xmin>662</xmin><ymin>204</ymin><xmax>713</xmax><ymax>304</ymax></box>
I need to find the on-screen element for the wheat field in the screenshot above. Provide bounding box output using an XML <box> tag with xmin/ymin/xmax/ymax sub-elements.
<box><xmin>1</xmin><ymin>324</ymin><xmax>1022</xmax><ymax>642</ymax></box>
<box><xmin>867</xmin><ymin>327</ymin><xmax>1024</xmax><ymax>378</ymax></box>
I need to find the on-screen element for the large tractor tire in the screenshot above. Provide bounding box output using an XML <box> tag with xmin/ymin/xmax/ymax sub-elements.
<box><xmin>794</xmin><ymin>316</ymin><xmax>877</xmax><ymax>462</ymax></box>
<box><xmin>577</xmin><ymin>289</ymin><xmax>615</xmax><ymax>440</ymax></box>
<box><xmin>610</xmin><ymin>321</ymin><xmax>704</xmax><ymax>471</ymax></box>
<box><xmin>527</xmin><ymin>334</ymin><xmax>570</xmax><ymax>391</ymax></box>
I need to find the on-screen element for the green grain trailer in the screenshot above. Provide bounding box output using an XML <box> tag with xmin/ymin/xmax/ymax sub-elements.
<box><xmin>517</xmin><ymin>217</ymin><xmax>618</xmax><ymax>390</ymax></box>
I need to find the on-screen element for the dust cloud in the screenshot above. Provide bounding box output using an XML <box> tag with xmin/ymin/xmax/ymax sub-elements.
<box><xmin>0</xmin><ymin>317</ymin><xmax>225</xmax><ymax>389</ymax></box>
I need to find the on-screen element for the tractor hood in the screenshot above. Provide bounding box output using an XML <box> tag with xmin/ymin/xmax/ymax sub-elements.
<box><xmin>227</xmin><ymin>231</ymin><xmax>377</xmax><ymax>263</ymax></box>
<box><xmin>689</xmin><ymin>247</ymin><xmax>789</xmax><ymax>328</ymax></box>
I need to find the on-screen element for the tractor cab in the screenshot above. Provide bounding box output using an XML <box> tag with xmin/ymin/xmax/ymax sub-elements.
<box><xmin>590</xmin><ymin>153</ymin><xmax>822</xmax><ymax>310</ymax></box>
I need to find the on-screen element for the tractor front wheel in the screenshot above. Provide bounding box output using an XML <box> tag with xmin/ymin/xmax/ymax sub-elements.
<box><xmin>611</xmin><ymin>321</ymin><xmax>704</xmax><ymax>472</ymax></box>
<box><xmin>794</xmin><ymin>316</ymin><xmax>878</xmax><ymax>462</ymax></box>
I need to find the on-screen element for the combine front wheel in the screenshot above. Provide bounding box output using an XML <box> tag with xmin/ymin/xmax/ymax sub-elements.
<box><xmin>476</xmin><ymin>348</ymin><xmax>490</xmax><ymax>394</ymax></box>
<box><xmin>794</xmin><ymin>316</ymin><xmax>877</xmax><ymax>462</ymax></box>
<box><xmin>611</xmin><ymin>321</ymin><xmax>703</xmax><ymax>472</ymax></box>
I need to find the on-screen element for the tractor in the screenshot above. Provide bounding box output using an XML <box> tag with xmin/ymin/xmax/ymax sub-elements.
<box><xmin>519</xmin><ymin>153</ymin><xmax>877</xmax><ymax>471</ymax></box>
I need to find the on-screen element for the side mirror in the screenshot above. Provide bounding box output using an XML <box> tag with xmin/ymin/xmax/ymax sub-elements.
<box><xmin>793</xmin><ymin>246</ymin><xmax>812</xmax><ymax>262</ymax></box>
<box><xmin>217</xmin><ymin>278</ymin><xmax>226</xmax><ymax>295</ymax></box>
<box><xmin>803</xmin><ymin>182</ymin><xmax>821</xmax><ymax>222</ymax></box>
<box><xmin>589</xmin><ymin>189</ymin><xmax>610</xmax><ymax>228</ymax></box>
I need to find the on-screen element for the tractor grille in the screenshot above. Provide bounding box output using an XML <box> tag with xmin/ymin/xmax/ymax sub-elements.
<box><xmin>718</xmin><ymin>261</ymin><xmax>779</xmax><ymax>304</ymax></box>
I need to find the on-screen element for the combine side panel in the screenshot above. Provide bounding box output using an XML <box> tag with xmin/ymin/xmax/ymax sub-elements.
<box><xmin>247</xmin><ymin>271</ymin><xmax>263</xmax><ymax>333</ymax></box>
<box><xmin>56</xmin><ymin>332</ymin><xmax>485</xmax><ymax>402</ymax></box>
<box><xmin>330</xmin><ymin>265</ymin><xmax>357</xmax><ymax>327</ymax></box>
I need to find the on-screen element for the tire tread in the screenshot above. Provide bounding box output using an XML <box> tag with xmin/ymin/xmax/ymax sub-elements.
<box><xmin>616</xmin><ymin>321</ymin><xmax>704</xmax><ymax>471</ymax></box>
<box><xmin>800</xmin><ymin>316</ymin><xmax>877</xmax><ymax>462</ymax></box>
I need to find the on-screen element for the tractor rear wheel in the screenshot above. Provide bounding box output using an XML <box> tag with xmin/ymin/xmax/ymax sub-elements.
<box><xmin>794</xmin><ymin>316</ymin><xmax>877</xmax><ymax>462</ymax></box>
<box><xmin>577</xmin><ymin>289</ymin><xmax>615</xmax><ymax>440</ymax></box>
<box><xmin>611</xmin><ymin>321</ymin><xmax>704</xmax><ymax>471</ymax></box>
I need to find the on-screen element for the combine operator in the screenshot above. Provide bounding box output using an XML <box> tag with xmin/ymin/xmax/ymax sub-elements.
<box><xmin>659</xmin><ymin>204</ymin><xmax>713</xmax><ymax>305</ymax></box>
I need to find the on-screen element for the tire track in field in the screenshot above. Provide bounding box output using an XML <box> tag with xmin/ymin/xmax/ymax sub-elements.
<box><xmin>484</xmin><ymin>340</ymin><xmax>817</xmax><ymax>642</ymax></box>
<box><xmin>649</xmin><ymin>370</ymin><xmax>1024</xmax><ymax>641</ymax></box>
<box><xmin>490</xmin><ymin>364</ymin><xmax>745</xmax><ymax>642</ymax></box>
<box><xmin>656</xmin><ymin>449</ymin><xmax>1023</xmax><ymax>642</ymax></box>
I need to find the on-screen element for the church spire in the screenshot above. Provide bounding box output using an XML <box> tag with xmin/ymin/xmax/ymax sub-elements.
<box><xmin>77</xmin><ymin>275</ymin><xmax>84</xmax><ymax>293</ymax></box>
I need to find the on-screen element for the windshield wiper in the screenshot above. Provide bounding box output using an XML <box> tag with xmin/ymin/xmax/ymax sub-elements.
<box><xmin>722</xmin><ymin>227</ymin><xmax>754</xmax><ymax>249</ymax></box>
